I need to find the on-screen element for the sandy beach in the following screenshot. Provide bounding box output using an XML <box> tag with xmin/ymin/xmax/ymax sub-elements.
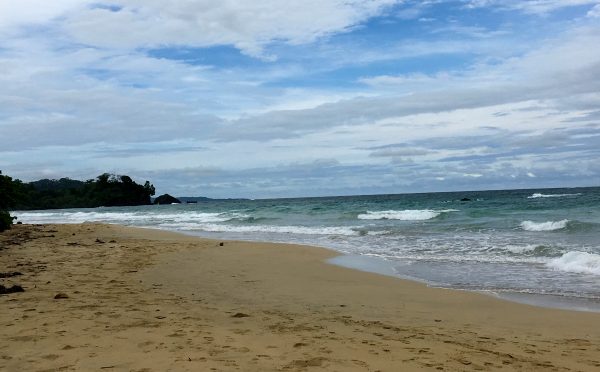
<box><xmin>1</xmin><ymin>223</ymin><xmax>599</xmax><ymax>371</ymax></box>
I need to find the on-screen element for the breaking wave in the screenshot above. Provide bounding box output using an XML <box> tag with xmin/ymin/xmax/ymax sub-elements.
<box><xmin>167</xmin><ymin>223</ymin><xmax>360</xmax><ymax>236</ymax></box>
<box><xmin>502</xmin><ymin>244</ymin><xmax>562</xmax><ymax>257</ymax></box>
<box><xmin>357</xmin><ymin>209</ymin><xmax>457</xmax><ymax>221</ymax></box>
<box><xmin>504</xmin><ymin>244</ymin><xmax>539</xmax><ymax>254</ymax></box>
<box><xmin>547</xmin><ymin>251</ymin><xmax>600</xmax><ymax>276</ymax></box>
<box><xmin>520</xmin><ymin>220</ymin><xmax>569</xmax><ymax>232</ymax></box>
<box><xmin>527</xmin><ymin>193</ymin><xmax>581</xmax><ymax>199</ymax></box>
<box><xmin>14</xmin><ymin>210</ymin><xmax>248</xmax><ymax>225</ymax></box>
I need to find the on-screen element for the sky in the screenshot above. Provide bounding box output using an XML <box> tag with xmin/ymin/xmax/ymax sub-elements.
<box><xmin>1</xmin><ymin>0</ymin><xmax>600</xmax><ymax>198</ymax></box>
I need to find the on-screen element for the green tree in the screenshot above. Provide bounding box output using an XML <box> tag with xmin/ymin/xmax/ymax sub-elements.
<box><xmin>0</xmin><ymin>171</ymin><xmax>16</xmax><ymax>231</ymax></box>
<box><xmin>144</xmin><ymin>181</ymin><xmax>156</xmax><ymax>197</ymax></box>
<box><xmin>1</xmin><ymin>171</ymin><xmax>156</xmax><ymax>211</ymax></box>
<box><xmin>0</xmin><ymin>211</ymin><xmax>11</xmax><ymax>232</ymax></box>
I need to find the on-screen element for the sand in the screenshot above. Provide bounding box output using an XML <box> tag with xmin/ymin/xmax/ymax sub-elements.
<box><xmin>1</xmin><ymin>223</ymin><xmax>599</xmax><ymax>371</ymax></box>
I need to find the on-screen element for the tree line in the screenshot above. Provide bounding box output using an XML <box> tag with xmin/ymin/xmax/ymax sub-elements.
<box><xmin>0</xmin><ymin>171</ymin><xmax>155</xmax><ymax>231</ymax></box>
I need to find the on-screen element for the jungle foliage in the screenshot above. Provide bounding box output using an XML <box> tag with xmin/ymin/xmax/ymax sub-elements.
<box><xmin>0</xmin><ymin>171</ymin><xmax>155</xmax><ymax>231</ymax></box>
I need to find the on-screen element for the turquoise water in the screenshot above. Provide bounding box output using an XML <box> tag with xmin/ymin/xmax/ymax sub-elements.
<box><xmin>15</xmin><ymin>187</ymin><xmax>600</xmax><ymax>308</ymax></box>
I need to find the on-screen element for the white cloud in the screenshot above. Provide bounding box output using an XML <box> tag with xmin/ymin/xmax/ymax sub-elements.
<box><xmin>1</xmin><ymin>0</ymin><xmax>599</xmax><ymax>195</ymax></box>
<box><xmin>58</xmin><ymin>0</ymin><xmax>400</xmax><ymax>57</ymax></box>
<box><xmin>360</xmin><ymin>24</ymin><xmax>600</xmax><ymax>91</ymax></box>
<box><xmin>466</xmin><ymin>0</ymin><xmax>600</xmax><ymax>14</ymax></box>
<box><xmin>588</xmin><ymin>3</ymin><xmax>600</xmax><ymax>16</ymax></box>
<box><xmin>0</xmin><ymin>0</ymin><xmax>90</xmax><ymax>34</ymax></box>
<box><xmin>369</xmin><ymin>147</ymin><xmax>431</xmax><ymax>157</ymax></box>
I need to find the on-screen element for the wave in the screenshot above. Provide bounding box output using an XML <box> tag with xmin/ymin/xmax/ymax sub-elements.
<box><xmin>236</xmin><ymin>216</ymin><xmax>273</xmax><ymax>223</ymax></box>
<box><xmin>547</xmin><ymin>251</ymin><xmax>600</xmax><ymax>276</ymax></box>
<box><xmin>14</xmin><ymin>211</ymin><xmax>248</xmax><ymax>225</ymax></box>
<box><xmin>165</xmin><ymin>223</ymin><xmax>359</xmax><ymax>236</ymax></box>
<box><xmin>520</xmin><ymin>219</ymin><xmax>569</xmax><ymax>232</ymax></box>
<box><xmin>502</xmin><ymin>244</ymin><xmax>562</xmax><ymax>257</ymax></box>
<box><xmin>527</xmin><ymin>193</ymin><xmax>581</xmax><ymax>199</ymax></box>
<box><xmin>368</xmin><ymin>252</ymin><xmax>548</xmax><ymax>265</ymax></box>
<box><xmin>504</xmin><ymin>244</ymin><xmax>539</xmax><ymax>254</ymax></box>
<box><xmin>357</xmin><ymin>209</ymin><xmax>458</xmax><ymax>221</ymax></box>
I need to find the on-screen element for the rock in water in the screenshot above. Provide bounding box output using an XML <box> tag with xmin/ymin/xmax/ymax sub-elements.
<box><xmin>153</xmin><ymin>194</ymin><xmax>182</xmax><ymax>205</ymax></box>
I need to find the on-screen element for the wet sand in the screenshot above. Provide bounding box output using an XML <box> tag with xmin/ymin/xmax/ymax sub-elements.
<box><xmin>1</xmin><ymin>223</ymin><xmax>599</xmax><ymax>371</ymax></box>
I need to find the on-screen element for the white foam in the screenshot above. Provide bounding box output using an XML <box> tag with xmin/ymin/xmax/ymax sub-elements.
<box><xmin>357</xmin><ymin>209</ymin><xmax>457</xmax><ymax>221</ymax></box>
<box><xmin>174</xmin><ymin>223</ymin><xmax>359</xmax><ymax>236</ymax></box>
<box><xmin>14</xmin><ymin>211</ymin><xmax>247</xmax><ymax>225</ymax></box>
<box><xmin>366</xmin><ymin>230</ymin><xmax>392</xmax><ymax>236</ymax></box>
<box><xmin>371</xmin><ymin>252</ymin><xmax>548</xmax><ymax>264</ymax></box>
<box><xmin>547</xmin><ymin>251</ymin><xmax>600</xmax><ymax>276</ymax></box>
<box><xmin>504</xmin><ymin>244</ymin><xmax>539</xmax><ymax>254</ymax></box>
<box><xmin>520</xmin><ymin>220</ymin><xmax>569</xmax><ymax>231</ymax></box>
<box><xmin>527</xmin><ymin>193</ymin><xmax>581</xmax><ymax>199</ymax></box>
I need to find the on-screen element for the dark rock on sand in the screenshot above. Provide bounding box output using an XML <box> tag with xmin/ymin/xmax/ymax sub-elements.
<box><xmin>0</xmin><ymin>284</ymin><xmax>25</xmax><ymax>294</ymax></box>
<box><xmin>0</xmin><ymin>271</ymin><xmax>23</xmax><ymax>278</ymax></box>
<box><xmin>54</xmin><ymin>293</ymin><xmax>69</xmax><ymax>299</ymax></box>
<box><xmin>231</xmin><ymin>312</ymin><xmax>250</xmax><ymax>318</ymax></box>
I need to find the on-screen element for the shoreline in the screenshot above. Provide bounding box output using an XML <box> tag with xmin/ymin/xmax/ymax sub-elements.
<box><xmin>13</xmin><ymin>196</ymin><xmax>600</xmax><ymax>311</ymax></box>
<box><xmin>2</xmin><ymin>223</ymin><xmax>600</xmax><ymax>371</ymax></box>
<box><xmin>327</xmin><ymin>253</ymin><xmax>600</xmax><ymax>313</ymax></box>
<box><xmin>156</xmin><ymin>227</ymin><xmax>600</xmax><ymax>314</ymax></box>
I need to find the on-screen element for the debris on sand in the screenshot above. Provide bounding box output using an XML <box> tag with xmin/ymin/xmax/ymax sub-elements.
<box><xmin>0</xmin><ymin>284</ymin><xmax>25</xmax><ymax>295</ymax></box>
<box><xmin>0</xmin><ymin>271</ymin><xmax>23</xmax><ymax>278</ymax></box>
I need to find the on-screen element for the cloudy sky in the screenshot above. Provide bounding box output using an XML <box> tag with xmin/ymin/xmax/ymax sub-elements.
<box><xmin>1</xmin><ymin>0</ymin><xmax>600</xmax><ymax>198</ymax></box>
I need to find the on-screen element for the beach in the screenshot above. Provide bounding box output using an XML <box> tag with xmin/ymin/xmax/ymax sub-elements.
<box><xmin>15</xmin><ymin>189</ymin><xmax>600</xmax><ymax>304</ymax></box>
<box><xmin>1</xmin><ymin>223</ymin><xmax>600</xmax><ymax>371</ymax></box>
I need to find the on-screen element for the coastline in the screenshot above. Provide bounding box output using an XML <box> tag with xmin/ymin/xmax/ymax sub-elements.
<box><xmin>327</xmin><ymin>254</ymin><xmax>600</xmax><ymax>313</ymax></box>
<box><xmin>1</xmin><ymin>223</ymin><xmax>600</xmax><ymax>371</ymax></box>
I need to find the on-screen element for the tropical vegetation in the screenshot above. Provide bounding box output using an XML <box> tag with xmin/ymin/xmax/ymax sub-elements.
<box><xmin>0</xmin><ymin>171</ymin><xmax>155</xmax><ymax>231</ymax></box>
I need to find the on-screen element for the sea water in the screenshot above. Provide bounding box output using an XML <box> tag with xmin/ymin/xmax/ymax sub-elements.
<box><xmin>14</xmin><ymin>187</ymin><xmax>600</xmax><ymax>311</ymax></box>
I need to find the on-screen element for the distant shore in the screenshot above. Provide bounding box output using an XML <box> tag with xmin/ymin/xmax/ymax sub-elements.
<box><xmin>1</xmin><ymin>223</ymin><xmax>600</xmax><ymax>371</ymax></box>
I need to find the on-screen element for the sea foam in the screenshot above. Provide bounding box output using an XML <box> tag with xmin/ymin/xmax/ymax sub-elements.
<box><xmin>357</xmin><ymin>209</ymin><xmax>457</xmax><ymax>221</ymax></box>
<box><xmin>527</xmin><ymin>193</ymin><xmax>581</xmax><ymax>199</ymax></box>
<box><xmin>15</xmin><ymin>211</ymin><xmax>247</xmax><ymax>225</ymax></box>
<box><xmin>520</xmin><ymin>220</ymin><xmax>569</xmax><ymax>232</ymax></box>
<box><xmin>547</xmin><ymin>251</ymin><xmax>600</xmax><ymax>275</ymax></box>
<box><xmin>504</xmin><ymin>244</ymin><xmax>539</xmax><ymax>254</ymax></box>
<box><xmin>171</xmin><ymin>223</ymin><xmax>359</xmax><ymax>236</ymax></box>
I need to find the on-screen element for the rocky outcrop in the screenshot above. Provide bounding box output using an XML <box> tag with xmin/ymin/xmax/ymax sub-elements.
<box><xmin>153</xmin><ymin>194</ymin><xmax>181</xmax><ymax>205</ymax></box>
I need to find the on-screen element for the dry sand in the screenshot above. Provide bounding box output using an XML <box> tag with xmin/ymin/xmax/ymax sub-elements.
<box><xmin>1</xmin><ymin>223</ymin><xmax>599</xmax><ymax>371</ymax></box>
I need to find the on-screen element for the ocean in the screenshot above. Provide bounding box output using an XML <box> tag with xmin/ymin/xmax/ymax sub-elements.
<box><xmin>14</xmin><ymin>187</ymin><xmax>600</xmax><ymax>311</ymax></box>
